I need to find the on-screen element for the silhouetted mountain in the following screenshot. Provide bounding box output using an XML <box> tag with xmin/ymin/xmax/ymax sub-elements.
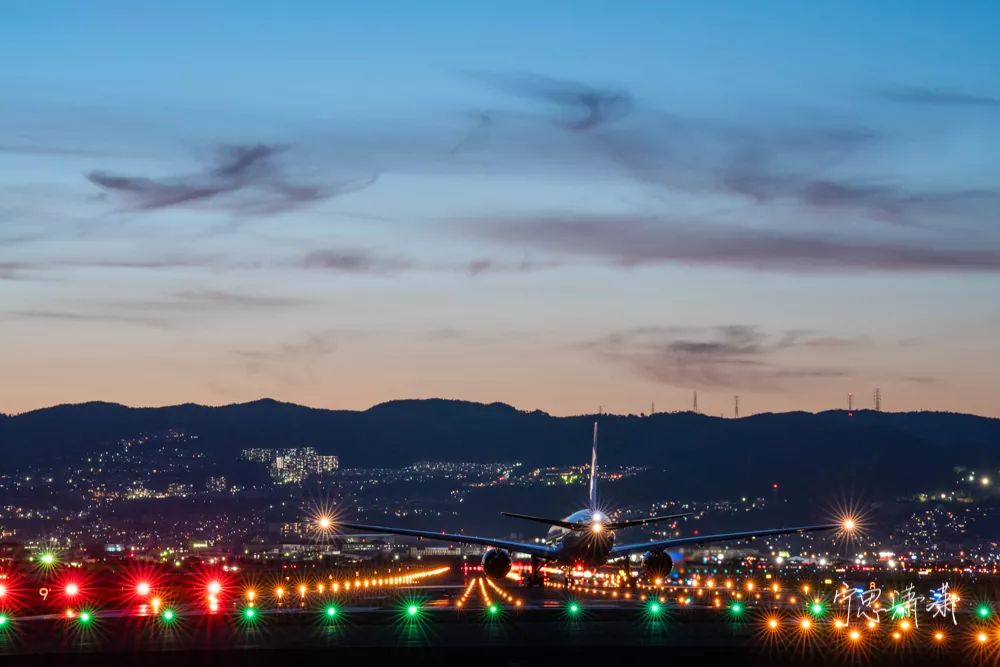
<box><xmin>2</xmin><ymin>399</ymin><xmax>998</xmax><ymax>501</ymax></box>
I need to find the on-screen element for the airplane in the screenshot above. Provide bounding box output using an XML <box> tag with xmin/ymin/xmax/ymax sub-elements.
<box><xmin>339</xmin><ymin>422</ymin><xmax>841</xmax><ymax>585</ymax></box>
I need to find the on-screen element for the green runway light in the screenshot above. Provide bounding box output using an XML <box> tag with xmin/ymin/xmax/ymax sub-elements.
<box><xmin>648</xmin><ymin>602</ymin><xmax>662</xmax><ymax>615</ymax></box>
<box><xmin>978</xmin><ymin>605</ymin><xmax>991</xmax><ymax>619</ymax></box>
<box><xmin>161</xmin><ymin>609</ymin><xmax>176</xmax><ymax>623</ymax></box>
<box><xmin>810</xmin><ymin>601</ymin><xmax>825</xmax><ymax>617</ymax></box>
<box><xmin>78</xmin><ymin>611</ymin><xmax>92</xmax><ymax>625</ymax></box>
<box><xmin>407</xmin><ymin>604</ymin><xmax>419</xmax><ymax>617</ymax></box>
<box><xmin>244</xmin><ymin>607</ymin><xmax>256</xmax><ymax>620</ymax></box>
<box><xmin>0</xmin><ymin>615</ymin><xmax>8</xmax><ymax>627</ymax></box>
<box><xmin>488</xmin><ymin>604</ymin><xmax>499</xmax><ymax>615</ymax></box>
<box><xmin>325</xmin><ymin>605</ymin><xmax>338</xmax><ymax>618</ymax></box>
<box><xmin>39</xmin><ymin>552</ymin><xmax>56</xmax><ymax>567</ymax></box>
<box><xmin>729</xmin><ymin>602</ymin><xmax>744</xmax><ymax>616</ymax></box>
<box><xmin>568</xmin><ymin>602</ymin><xmax>580</xmax><ymax>615</ymax></box>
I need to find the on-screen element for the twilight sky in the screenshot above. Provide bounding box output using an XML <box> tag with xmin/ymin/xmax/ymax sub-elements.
<box><xmin>2</xmin><ymin>1</ymin><xmax>1000</xmax><ymax>417</ymax></box>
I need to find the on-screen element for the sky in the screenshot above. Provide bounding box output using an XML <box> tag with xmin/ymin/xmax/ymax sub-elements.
<box><xmin>2</xmin><ymin>1</ymin><xmax>1000</xmax><ymax>417</ymax></box>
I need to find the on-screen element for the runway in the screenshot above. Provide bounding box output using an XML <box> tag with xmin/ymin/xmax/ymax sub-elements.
<box><xmin>1</xmin><ymin>566</ymin><xmax>998</xmax><ymax>665</ymax></box>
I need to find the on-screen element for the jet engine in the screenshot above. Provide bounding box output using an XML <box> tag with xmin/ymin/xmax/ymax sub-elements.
<box><xmin>642</xmin><ymin>550</ymin><xmax>674</xmax><ymax>579</ymax></box>
<box><xmin>481</xmin><ymin>548</ymin><xmax>513</xmax><ymax>579</ymax></box>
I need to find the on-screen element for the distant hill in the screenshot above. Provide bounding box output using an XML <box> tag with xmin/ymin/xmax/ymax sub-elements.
<box><xmin>2</xmin><ymin>399</ymin><xmax>998</xmax><ymax>501</ymax></box>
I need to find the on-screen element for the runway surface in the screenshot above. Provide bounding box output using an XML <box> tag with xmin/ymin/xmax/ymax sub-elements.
<box><xmin>1</xmin><ymin>567</ymin><xmax>998</xmax><ymax>665</ymax></box>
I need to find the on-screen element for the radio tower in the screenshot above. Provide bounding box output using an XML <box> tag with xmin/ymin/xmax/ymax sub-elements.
<box><xmin>734</xmin><ymin>395</ymin><xmax>740</xmax><ymax>418</ymax></box>
<box><xmin>874</xmin><ymin>388</ymin><xmax>882</xmax><ymax>412</ymax></box>
<box><xmin>693</xmin><ymin>391</ymin><xmax>699</xmax><ymax>413</ymax></box>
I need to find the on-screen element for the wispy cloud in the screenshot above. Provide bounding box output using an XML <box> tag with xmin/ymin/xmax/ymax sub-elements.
<box><xmin>297</xmin><ymin>248</ymin><xmax>557</xmax><ymax>276</ymax></box>
<box><xmin>467</xmin><ymin>71</ymin><xmax>633</xmax><ymax>131</ymax></box>
<box><xmin>474</xmin><ymin>214</ymin><xmax>1000</xmax><ymax>272</ymax></box>
<box><xmin>880</xmin><ymin>87</ymin><xmax>1000</xmax><ymax>108</ymax></box>
<box><xmin>3</xmin><ymin>309</ymin><xmax>169</xmax><ymax>328</ymax></box>
<box><xmin>117</xmin><ymin>289</ymin><xmax>310</xmax><ymax>312</ymax></box>
<box><xmin>87</xmin><ymin>144</ymin><xmax>378</xmax><ymax>215</ymax></box>
<box><xmin>582</xmin><ymin>325</ymin><xmax>853</xmax><ymax>390</ymax></box>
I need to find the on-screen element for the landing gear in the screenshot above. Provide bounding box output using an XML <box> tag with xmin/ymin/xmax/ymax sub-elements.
<box><xmin>525</xmin><ymin>556</ymin><xmax>544</xmax><ymax>588</ymax></box>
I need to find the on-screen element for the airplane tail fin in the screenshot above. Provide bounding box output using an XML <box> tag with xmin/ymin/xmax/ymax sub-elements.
<box><xmin>588</xmin><ymin>421</ymin><xmax>598</xmax><ymax>512</ymax></box>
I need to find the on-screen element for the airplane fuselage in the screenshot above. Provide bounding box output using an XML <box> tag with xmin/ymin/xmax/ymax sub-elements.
<box><xmin>545</xmin><ymin>509</ymin><xmax>616</xmax><ymax>567</ymax></box>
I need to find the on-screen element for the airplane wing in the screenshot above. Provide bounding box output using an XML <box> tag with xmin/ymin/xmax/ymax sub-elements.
<box><xmin>500</xmin><ymin>512</ymin><xmax>582</xmax><ymax>530</ymax></box>
<box><xmin>338</xmin><ymin>522</ymin><xmax>557</xmax><ymax>559</ymax></box>
<box><xmin>610</xmin><ymin>523</ymin><xmax>840</xmax><ymax>556</ymax></box>
<box><xmin>605</xmin><ymin>513</ymin><xmax>694</xmax><ymax>530</ymax></box>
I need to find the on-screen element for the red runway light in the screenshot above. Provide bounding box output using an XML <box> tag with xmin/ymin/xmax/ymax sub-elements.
<box><xmin>136</xmin><ymin>581</ymin><xmax>151</xmax><ymax>597</ymax></box>
<box><xmin>64</xmin><ymin>583</ymin><xmax>80</xmax><ymax>597</ymax></box>
<box><xmin>207</xmin><ymin>580</ymin><xmax>222</xmax><ymax>595</ymax></box>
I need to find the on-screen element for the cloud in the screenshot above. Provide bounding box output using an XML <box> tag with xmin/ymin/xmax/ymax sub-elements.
<box><xmin>117</xmin><ymin>289</ymin><xmax>310</xmax><ymax>312</ymax></box>
<box><xmin>297</xmin><ymin>248</ymin><xmax>557</xmax><ymax>276</ymax></box>
<box><xmin>880</xmin><ymin>87</ymin><xmax>1000</xmax><ymax>108</ymax></box>
<box><xmin>87</xmin><ymin>144</ymin><xmax>378</xmax><ymax>214</ymax></box>
<box><xmin>3</xmin><ymin>309</ymin><xmax>169</xmax><ymax>328</ymax></box>
<box><xmin>582</xmin><ymin>325</ymin><xmax>853</xmax><ymax>390</ymax></box>
<box><xmin>299</xmin><ymin>249</ymin><xmax>414</xmax><ymax>274</ymax></box>
<box><xmin>475</xmin><ymin>214</ymin><xmax>1000</xmax><ymax>272</ymax></box>
<box><xmin>235</xmin><ymin>330</ymin><xmax>345</xmax><ymax>379</ymax></box>
<box><xmin>467</xmin><ymin>71</ymin><xmax>633</xmax><ymax>130</ymax></box>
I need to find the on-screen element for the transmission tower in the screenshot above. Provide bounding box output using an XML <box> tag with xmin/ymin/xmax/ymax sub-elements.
<box><xmin>734</xmin><ymin>395</ymin><xmax>740</xmax><ymax>418</ymax></box>
<box><xmin>693</xmin><ymin>391</ymin><xmax>699</xmax><ymax>413</ymax></box>
<box><xmin>874</xmin><ymin>388</ymin><xmax>882</xmax><ymax>411</ymax></box>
